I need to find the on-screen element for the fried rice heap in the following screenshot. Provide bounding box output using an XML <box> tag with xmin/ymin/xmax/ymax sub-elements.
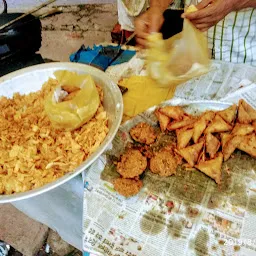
<box><xmin>0</xmin><ymin>79</ymin><xmax>109</xmax><ymax>195</ymax></box>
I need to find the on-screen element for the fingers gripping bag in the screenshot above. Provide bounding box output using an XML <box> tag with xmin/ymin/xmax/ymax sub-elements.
<box><xmin>44</xmin><ymin>70</ymin><xmax>100</xmax><ymax>131</ymax></box>
<box><xmin>146</xmin><ymin>5</ymin><xmax>210</xmax><ymax>87</ymax></box>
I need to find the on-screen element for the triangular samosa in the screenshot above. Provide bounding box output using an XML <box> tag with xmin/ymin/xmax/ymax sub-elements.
<box><xmin>195</xmin><ymin>153</ymin><xmax>223</xmax><ymax>184</ymax></box>
<box><xmin>159</xmin><ymin>106</ymin><xmax>185</xmax><ymax>120</ymax></box>
<box><xmin>177</xmin><ymin>141</ymin><xmax>204</xmax><ymax>167</ymax></box>
<box><xmin>155</xmin><ymin>109</ymin><xmax>170</xmax><ymax>132</ymax></box>
<box><xmin>206</xmin><ymin>133</ymin><xmax>220</xmax><ymax>159</ymax></box>
<box><xmin>220</xmin><ymin>133</ymin><xmax>232</xmax><ymax>149</ymax></box>
<box><xmin>176</xmin><ymin>128</ymin><xmax>193</xmax><ymax>149</ymax></box>
<box><xmin>222</xmin><ymin>135</ymin><xmax>243</xmax><ymax>161</ymax></box>
<box><xmin>238</xmin><ymin>100</ymin><xmax>252</xmax><ymax>124</ymax></box>
<box><xmin>237</xmin><ymin>134</ymin><xmax>256</xmax><ymax>158</ymax></box>
<box><xmin>205</xmin><ymin>115</ymin><xmax>233</xmax><ymax>134</ymax></box>
<box><xmin>241</xmin><ymin>100</ymin><xmax>256</xmax><ymax>121</ymax></box>
<box><xmin>218</xmin><ymin>104</ymin><xmax>237</xmax><ymax>124</ymax></box>
<box><xmin>167</xmin><ymin>118</ymin><xmax>196</xmax><ymax>131</ymax></box>
<box><xmin>231</xmin><ymin>123</ymin><xmax>254</xmax><ymax>136</ymax></box>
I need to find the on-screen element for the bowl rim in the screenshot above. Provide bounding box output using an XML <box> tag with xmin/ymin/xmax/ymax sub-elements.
<box><xmin>0</xmin><ymin>62</ymin><xmax>123</xmax><ymax>203</ymax></box>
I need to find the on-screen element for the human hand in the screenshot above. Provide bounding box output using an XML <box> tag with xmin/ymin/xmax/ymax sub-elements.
<box><xmin>134</xmin><ymin>6</ymin><xmax>165</xmax><ymax>47</ymax></box>
<box><xmin>182</xmin><ymin>0</ymin><xmax>235</xmax><ymax>32</ymax></box>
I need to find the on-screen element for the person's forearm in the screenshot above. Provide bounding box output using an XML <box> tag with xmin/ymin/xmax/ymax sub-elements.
<box><xmin>231</xmin><ymin>0</ymin><xmax>256</xmax><ymax>11</ymax></box>
<box><xmin>242</xmin><ymin>0</ymin><xmax>256</xmax><ymax>8</ymax></box>
<box><xmin>150</xmin><ymin>0</ymin><xmax>172</xmax><ymax>12</ymax></box>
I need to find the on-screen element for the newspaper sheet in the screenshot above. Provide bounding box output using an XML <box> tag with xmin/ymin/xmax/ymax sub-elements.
<box><xmin>83</xmin><ymin>60</ymin><xmax>256</xmax><ymax>256</ymax></box>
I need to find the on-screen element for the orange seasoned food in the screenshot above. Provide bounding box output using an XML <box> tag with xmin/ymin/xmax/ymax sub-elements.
<box><xmin>0</xmin><ymin>78</ymin><xmax>108</xmax><ymax>195</ymax></box>
<box><xmin>117</xmin><ymin>149</ymin><xmax>147</xmax><ymax>178</ymax></box>
<box><xmin>130</xmin><ymin>122</ymin><xmax>157</xmax><ymax>145</ymax></box>
<box><xmin>114</xmin><ymin>178</ymin><xmax>143</xmax><ymax>197</ymax></box>
<box><xmin>150</xmin><ymin>148</ymin><xmax>179</xmax><ymax>177</ymax></box>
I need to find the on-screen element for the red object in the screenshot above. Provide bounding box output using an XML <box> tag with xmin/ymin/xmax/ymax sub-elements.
<box><xmin>111</xmin><ymin>23</ymin><xmax>134</xmax><ymax>44</ymax></box>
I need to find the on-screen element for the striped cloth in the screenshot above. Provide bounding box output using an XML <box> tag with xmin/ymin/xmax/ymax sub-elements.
<box><xmin>207</xmin><ymin>8</ymin><xmax>256</xmax><ymax>66</ymax></box>
<box><xmin>184</xmin><ymin>1</ymin><xmax>256</xmax><ymax>66</ymax></box>
<box><xmin>117</xmin><ymin>0</ymin><xmax>256</xmax><ymax>66</ymax></box>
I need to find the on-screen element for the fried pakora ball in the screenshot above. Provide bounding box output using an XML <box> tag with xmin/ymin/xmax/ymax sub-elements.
<box><xmin>150</xmin><ymin>148</ymin><xmax>179</xmax><ymax>177</ymax></box>
<box><xmin>117</xmin><ymin>149</ymin><xmax>147</xmax><ymax>178</ymax></box>
<box><xmin>130</xmin><ymin>122</ymin><xmax>157</xmax><ymax>145</ymax></box>
<box><xmin>114</xmin><ymin>178</ymin><xmax>143</xmax><ymax>197</ymax></box>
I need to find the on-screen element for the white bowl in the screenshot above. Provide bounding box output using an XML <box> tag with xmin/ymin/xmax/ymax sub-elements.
<box><xmin>0</xmin><ymin>62</ymin><xmax>123</xmax><ymax>203</ymax></box>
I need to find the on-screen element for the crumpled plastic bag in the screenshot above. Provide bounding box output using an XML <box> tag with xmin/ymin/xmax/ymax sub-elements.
<box><xmin>119</xmin><ymin>75</ymin><xmax>176</xmax><ymax>118</ymax></box>
<box><xmin>44</xmin><ymin>70</ymin><xmax>100</xmax><ymax>131</ymax></box>
<box><xmin>146</xmin><ymin>5</ymin><xmax>210</xmax><ymax>87</ymax></box>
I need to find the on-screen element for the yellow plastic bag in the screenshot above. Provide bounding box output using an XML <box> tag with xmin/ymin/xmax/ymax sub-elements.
<box><xmin>119</xmin><ymin>75</ymin><xmax>176</xmax><ymax>118</ymax></box>
<box><xmin>44</xmin><ymin>70</ymin><xmax>100</xmax><ymax>131</ymax></box>
<box><xmin>146</xmin><ymin>5</ymin><xmax>210</xmax><ymax>87</ymax></box>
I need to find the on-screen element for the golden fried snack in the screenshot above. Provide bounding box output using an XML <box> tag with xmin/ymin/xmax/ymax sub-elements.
<box><xmin>150</xmin><ymin>149</ymin><xmax>179</xmax><ymax>177</ymax></box>
<box><xmin>0</xmin><ymin>79</ymin><xmax>108</xmax><ymax>195</ymax></box>
<box><xmin>62</xmin><ymin>90</ymin><xmax>80</xmax><ymax>101</ymax></box>
<box><xmin>223</xmin><ymin>135</ymin><xmax>243</xmax><ymax>161</ymax></box>
<box><xmin>192</xmin><ymin>111</ymin><xmax>216</xmax><ymax>143</ymax></box>
<box><xmin>202</xmin><ymin>111</ymin><xmax>216</xmax><ymax>122</ymax></box>
<box><xmin>231</xmin><ymin>123</ymin><xmax>254</xmax><ymax>136</ymax></box>
<box><xmin>177</xmin><ymin>141</ymin><xmax>204</xmax><ymax>167</ymax></box>
<box><xmin>204</xmin><ymin>115</ymin><xmax>233</xmax><ymax>134</ymax></box>
<box><xmin>193</xmin><ymin>118</ymin><xmax>207</xmax><ymax>143</ymax></box>
<box><xmin>238</xmin><ymin>100</ymin><xmax>252</xmax><ymax>124</ymax></box>
<box><xmin>159</xmin><ymin>106</ymin><xmax>185</xmax><ymax>120</ymax></box>
<box><xmin>206</xmin><ymin>133</ymin><xmax>220</xmax><ymax>159</ymax></box>
<box><xmin>237</xmin><ymin>134</ymin><xmax>256</xmax><ymax>158</ymax></box>
<box><xmin>130</xmin><ymin>122</ymin><xmax>157</xmax><ymax>145</ymax></box>
<box><xmin>176</xmin><ymin>128</ymin><xmax>193</xmax><ymax>149</ymax></box>
<box><xmin>220</xmin><ymin>133</ymin><xmax>232</xmax><ymax>149</ymax></box>
<box><xmin>241</xmin><ymin>100</ymin><xmax>256</xmax><ymax>121</ymax></box>
<box><xmin>253</xmin><ymin>121</ymin><xmax>256</xmax><ymax>131</ymax></box>
<box><xmin>155</xmin><ymin>109</ymin><xmax>170</xmax><ymax>132</ymax></box>
<box><xmin>114</xmin><ymin>178</ymin><xmax>143</xmax><ymax>197</ymax></box>
<box><xmin>61</xmin><ymin>85</ymin><xmax>80</xmax><ymax>93</ymax></box>
<box><xmin>195</xmin><ymin>153</ymin><xmax>223</xmax><ymax>184</ymax></box>
<box><xmin>218</xmin><ymin>104</ymin><xmax>237</xmax><ymax>124</ymax></box>
<box><xmin>134</xmin><ymin>144</ymin><xmax>154</xmax><ymax>158</ymax></box>
<box><xmin>167</xmin><ymin>118</ymin><xmax>196</xmax><ymax>131</ymax></box>
<box><xmin>117</xmin><ymin>149</ymin><xmax>147</xmax><ymax>178</ymax></box>
<box><xmin>198</xmin><ymin>144</ymin><xmax>206</xmax><ymax>163</ymax></box>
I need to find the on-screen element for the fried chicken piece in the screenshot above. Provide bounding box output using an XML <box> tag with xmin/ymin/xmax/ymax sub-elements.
<box><xmin>150</xmin><ymin>148</ymin><xmax>179</xmax><ymax>177</ymax></box>
<box><xmin>114</xmin><ymin>178</ymin><xmax>143</xmax><ymax>197</ymax></box>
<box><xmin>117</xmin><ymin>149</ymin><xmax>147</xmax><ymax>178</ymax></box>
<box><xmin>130</xmin><ymin>122</ymin><xmax>157</xmax><ymax>145</ymax></box>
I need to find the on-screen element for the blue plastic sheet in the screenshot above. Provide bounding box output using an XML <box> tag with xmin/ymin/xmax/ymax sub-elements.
<box><xmin>70</xmin><ymin>45</ymin><xmax>136</xmax><ymax>71</ymax></box>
